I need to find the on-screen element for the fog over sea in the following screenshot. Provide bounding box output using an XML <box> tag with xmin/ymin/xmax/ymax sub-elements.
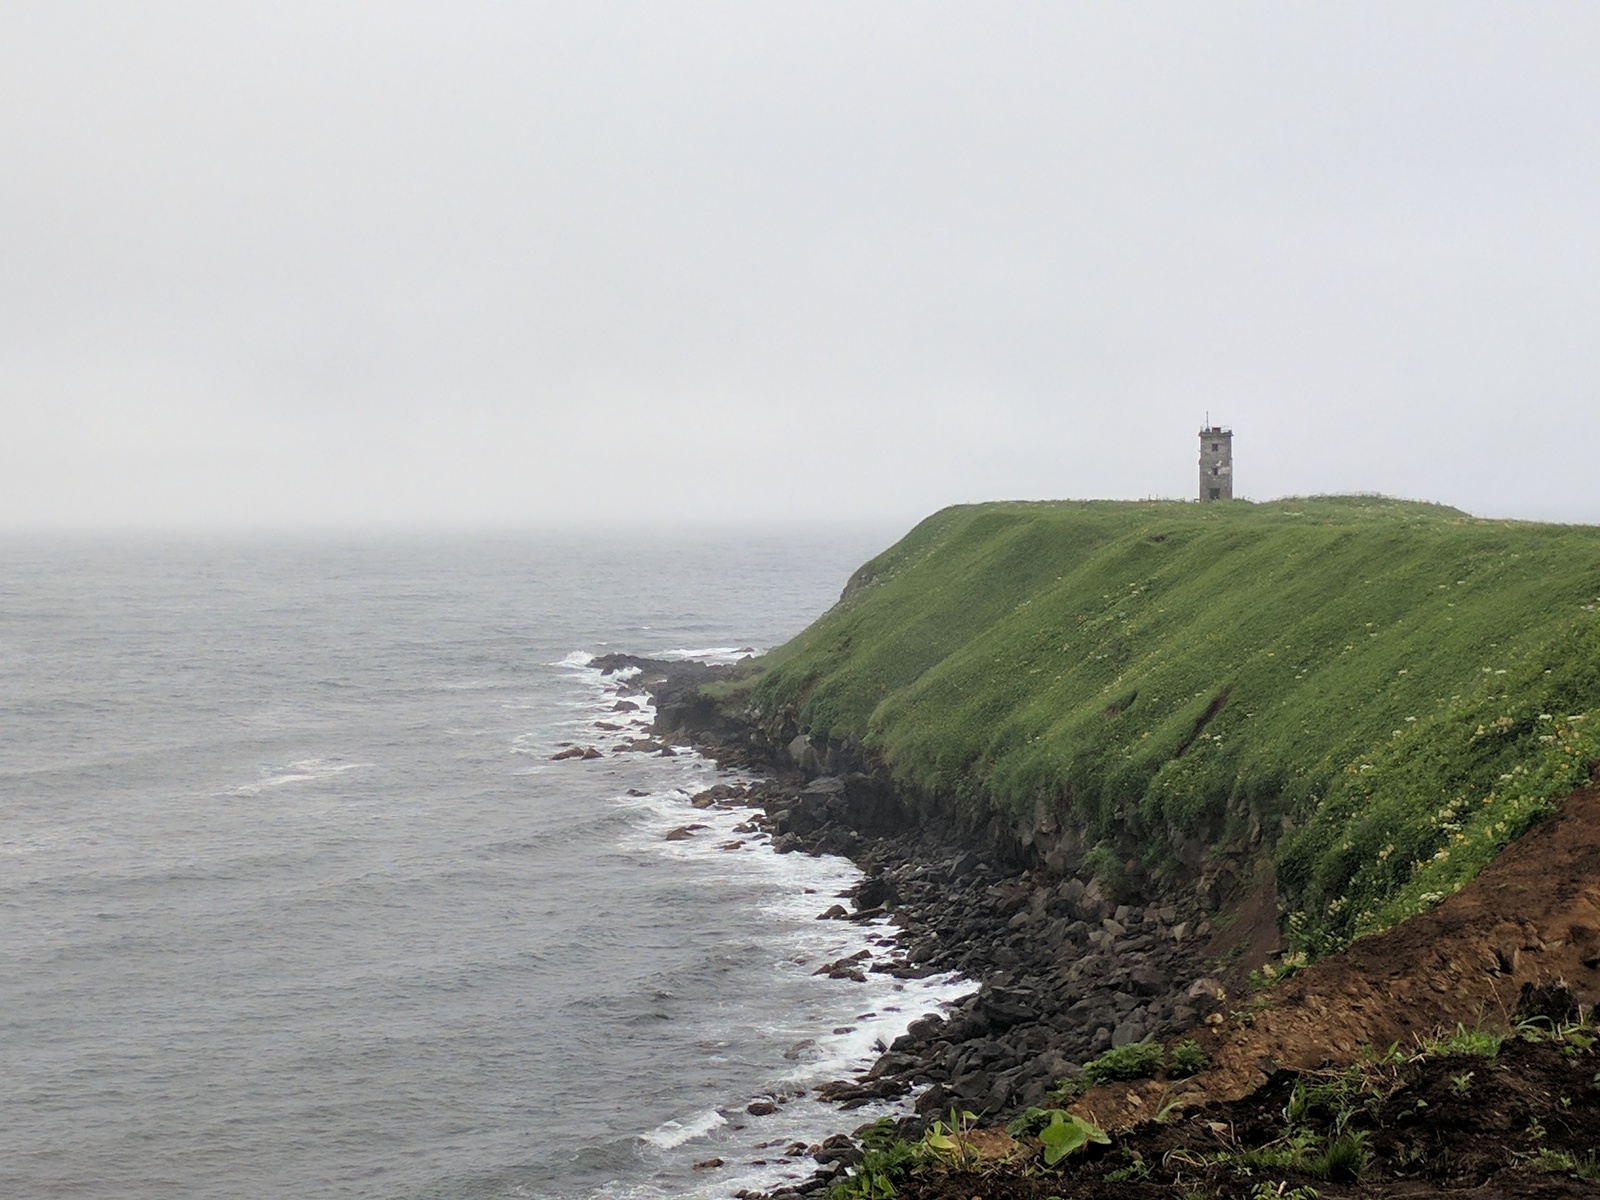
<box><xmin>0</xmin><ymin>530</ymin><xmax>971</xmax><ymax>1200</ymax></box>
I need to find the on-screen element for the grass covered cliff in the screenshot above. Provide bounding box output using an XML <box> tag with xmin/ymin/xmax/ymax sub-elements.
<box><xmin>719</xmin><ymin>497</ymin><xmax>1600</xmax><ymax>958</ymax></box>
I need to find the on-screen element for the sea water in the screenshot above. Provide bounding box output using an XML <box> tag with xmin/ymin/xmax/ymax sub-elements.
<box><xmin>0</xmin><ymin>530</ymin><xmax>970</xmax><ymax>1200</ymax></box>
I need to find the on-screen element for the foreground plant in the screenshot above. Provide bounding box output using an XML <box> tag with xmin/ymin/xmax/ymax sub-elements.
<box><xmin>920</xmin><ymin>1108</ymin><xmax>981</xmax><ymax>1171</ymax></box>
<box><xmin>828</xmin><ymin>1118</ymin><xmax>919</xmax><ymax>1199</ymax></box>
<box><xmin>1037</xmin><ymin>1111</ymin><xmax>1110</xmax><ymax>1165</ymax></box>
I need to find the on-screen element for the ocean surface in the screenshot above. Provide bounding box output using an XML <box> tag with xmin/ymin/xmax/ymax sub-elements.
<box><xmin>0</xmin><ymin>529</ymin><xmax>972</xmax><ymax>1200</ymax></box>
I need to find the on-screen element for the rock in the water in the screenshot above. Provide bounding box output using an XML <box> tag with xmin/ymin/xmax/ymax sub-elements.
<box><xmin>813</xmin><ymin>1134</ymin><xmax>861</xmax><ymax>1166</ymax></box>
<box><xmin>747</xmin><ymin>1100</ymin><xmax>779</xmax><ymax>1116</ymax></box>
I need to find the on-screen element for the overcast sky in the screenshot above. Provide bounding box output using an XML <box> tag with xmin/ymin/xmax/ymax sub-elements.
<box><xmin>3</xmin><ymin>2</ymin><xmax>1598</xmax><ymax>529</ymax></box>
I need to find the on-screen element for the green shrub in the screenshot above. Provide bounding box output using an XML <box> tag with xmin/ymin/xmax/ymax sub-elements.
<box><xmin>829</xmin><ymin>1120</ymin><xmax>920</xmax><ymax>1199</ymax></box>
<box><xmin>1082</xmin><ymin>1041</ymin><xmax>1165</xmax><ymax>1086</ymax></box>
<box><xmin>1308</xmin><ymin>1131</ymin><xmax>1368</xmax><ymax>1182</ymax></box>
<box><xmin>1425</xmin><ymin>1022</ymin><xmax>1503</xmax><ymax>1057</ymax></box>
<box><xmin>1081</xmin><ymin>842</ymin><xmax>1125</xmax><ymax>898</ymax></box>
<box><xmin>1169</xmin><ymin>1038</ymin><xmax>1208</xmax><ymax>1078</ymax></box>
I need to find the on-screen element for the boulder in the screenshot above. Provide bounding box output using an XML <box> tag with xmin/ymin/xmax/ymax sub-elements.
<box><xmin>1111</xmin><ymin>1015</ymin><xmax>1146</xmax><ymax>1047</ymax></box>
<box><xmin>1129</xmin><ymin>964</ymin><xmax>1167</xmax><ymax>995</ymax></box>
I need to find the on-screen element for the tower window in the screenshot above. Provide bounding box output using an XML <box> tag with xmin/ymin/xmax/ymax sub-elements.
<box><xmin>1208</xmin><ymin>487</ymin><xmax>1221</xmax><ymax>500</ymax></box>
<box><xmin>1211</xmin><ymin>443</ymin><xmax>1219</xmax><ymax>451</ymax></box>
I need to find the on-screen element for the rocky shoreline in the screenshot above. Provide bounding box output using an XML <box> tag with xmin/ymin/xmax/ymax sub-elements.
<box><xmin>589</xmin><ymin>654</ymin><xmax>1231</xmax><ymax>1196</ymax></box>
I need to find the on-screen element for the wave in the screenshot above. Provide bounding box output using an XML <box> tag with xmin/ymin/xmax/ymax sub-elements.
<box><xmin>640</xmin><ymin>1107</ymin><xmax>727</xmax><ymax>1150</ymax></box>
<box><xmin>226</xmin><ymin>758</ymin><xmax>370</xmax><ymax>797</ymax></box>
<box><xmin>649</xmin><ymin>646</ymin><xmax>761</xmax><ymax>664</ymax></box>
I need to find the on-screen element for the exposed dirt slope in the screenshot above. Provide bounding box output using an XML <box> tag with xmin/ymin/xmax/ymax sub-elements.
<box><xmin>1075</xmin><ymin>779</ymin><xmax>1600</xmax><ymax>1130</ymax></box>
<box><xmin>901</xmin><ymin>1034</ymin><xmax>1600</xmax><ymax>1198</ymax></box>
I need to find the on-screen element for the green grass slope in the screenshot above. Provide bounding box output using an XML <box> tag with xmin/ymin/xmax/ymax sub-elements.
<box><xmin>746</xmin><ymin>498</ymin><xmax>1600</xmax><ymax>956</ymax></box>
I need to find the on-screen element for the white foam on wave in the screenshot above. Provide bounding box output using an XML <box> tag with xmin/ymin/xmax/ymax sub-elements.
<box><xmin>608</xmin><ymin>773</ymin><xmax>973</xmax><ymax>1187</ymax></box>
<box><xmin>785</xmin><ymin>972</ymin><xmax>974</xmax><ymax>1083</ymax></box>
<box><xmin>619</xmin><ymin>1085</ymin><xmax>943</xmax><ymax>1200</ymax></box>
<box><xmin>429</xmin><ymin>678</ymin><xmax>504</xmax><ymax>692</ymax></box>
<box><xmin>639</xmin><ymin>1107</ymin><xmax>728</xmax><ymax>1150</ymax></box>
<box><xmin>610</xmin><ymin>769</ymin><xmax>971</xmax><ymax>1054</ymax></box>
<box><xmin>649</xmin><ymin>646</ymin><xmax>761</xmax><ymax>665</ymax></box>
<box><xmin>507</xmin><ymin>653</ymin><xmax>660</xmax><ymax>762</ymax></box>
<box><xmin>227</xmin><ymin>759</ymin><xmax>370</xmax><ymax>797</ymax></box>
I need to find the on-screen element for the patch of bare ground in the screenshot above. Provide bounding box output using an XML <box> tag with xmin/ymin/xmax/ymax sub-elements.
<box><xmin>1073</xmin><ymin>781</ymin><xmax>1600</xmax><ymax>1132</ymax></box>
<box><xmin>897</xmin><ymin>1032</ymin><xmax>1600</xmax><ymax>1197</ymax></box>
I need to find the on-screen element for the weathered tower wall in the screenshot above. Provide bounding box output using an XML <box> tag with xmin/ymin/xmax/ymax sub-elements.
<box><xmin>1199</xmin><ymin>426</ymin><xmax>1233</xmax><ymax>501</ymax></box>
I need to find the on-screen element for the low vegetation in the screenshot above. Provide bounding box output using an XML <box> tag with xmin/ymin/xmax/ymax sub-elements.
<box><xmin>844</xmin><ymin>1005</ymin><xmax>1600</xmax><ymax>1199</ymax></box>
<box><xmin>739</xmin><ymin>497</ymin><xmax>1600</xmax><ymax>956</ymax></box>
<box><xmin>1080</xmin><ymin>1040</ymin><xmax>1167</xmax><ymax>1087</ymax></box>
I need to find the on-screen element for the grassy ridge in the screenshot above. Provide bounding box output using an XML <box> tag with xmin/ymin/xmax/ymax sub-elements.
<box><xmin>745</xmin><ymin>498</ymin><xmax>1600</xmax><ymax>954</ymax></box>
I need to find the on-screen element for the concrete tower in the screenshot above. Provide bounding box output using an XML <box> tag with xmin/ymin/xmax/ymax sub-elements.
<box><xmin>1199</xmin><ymin>424</ymin><xmax>1233</xmax><ymax>501</ymax></box>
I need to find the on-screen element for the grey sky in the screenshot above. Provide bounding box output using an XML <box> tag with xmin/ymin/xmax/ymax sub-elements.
<box><xmin>3</xmin><ymin>2</ymin><xmax>1598</xmax><ymax>529</ymax></box>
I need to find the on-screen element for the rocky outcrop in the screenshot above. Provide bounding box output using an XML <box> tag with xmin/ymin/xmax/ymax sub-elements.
<box><xmin>705</xmin><ymin>772</ymin><xmax>1218</xmax><ymax>1121</ymax></box>
<box><xmin>616</xmin><ymin>656</ymin><xmax>1228</xmax><ymax>1131</ymax></box>
<box><xmin>662</xmin><ymin>683</ymin><xmax>1256</xmax><ymax>910</ymax></box>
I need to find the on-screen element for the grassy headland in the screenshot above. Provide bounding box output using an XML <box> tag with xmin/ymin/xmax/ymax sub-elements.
<box><xmin>724</xmin><ymin>497</ymin><xmax>1600</xmax><ymax>957</ymax></box>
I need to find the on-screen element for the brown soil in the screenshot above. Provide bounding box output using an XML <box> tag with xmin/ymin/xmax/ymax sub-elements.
<box><xmin>897</xmin><ymin>1034</ymin><xmax>1600</xmax><ymax>1198</ymax></box>
<box><xmin>1206</xmin><ymin>857</ymin><xmax>1284</xmax><ymax>997</ymax></box>
<box><xmin>1076</xmin><ymin>781</ymin><xmax>1600</xmax><ymax>1131</ymax></box>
